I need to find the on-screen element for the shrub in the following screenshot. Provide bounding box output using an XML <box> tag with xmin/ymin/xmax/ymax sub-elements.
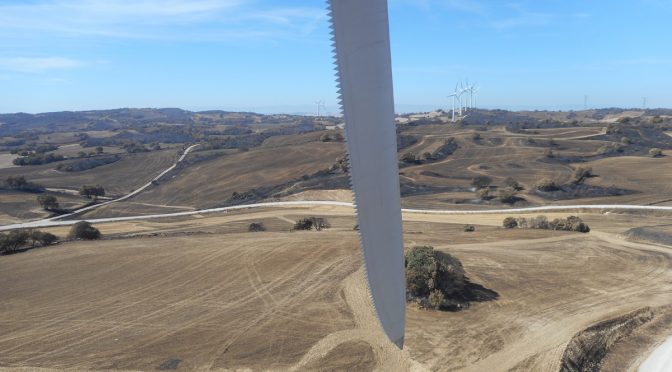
<box><xmin>620</xmin><ymin>137</ymin><xmax>631</xmax><ymax>145</ymax></box>
<box><xmin>497</xmin><ymin>187</ymin><xmax>519</xmax><ymax>204</ymax></box>
<box><xmin>248</xmin><ymin>222</ymin><xmax>266</xmax><ymax>232</ymax></box>
<box><xmin>30</xmin><ymin>230</ymin><xmax>58</xmax><ymax>248</ymax></box>
<box><xmin>649</xmin><ymin>148</ymin><xmax>663</xmax><ymax>157</ymax></box>
<box><xmin>504</xmin><ymin>177</ymin><xmax>522</xmax><ymax>190</ymax></box>
<box><xmin>502</xmin><ymin>217</ymin><xmax>518</xmax><ymax>229</ymax></box>
<box><xmin>5</xmin><ymin>176</ymin><xmax>28</xmax><ymax>189</ymax></box>
<box><xmin>544</xmin><ymin>148</ymin><xmax>554</xmax><ymax>158</ymax></box>
<box><xmin>0</xmin><ymin>230</ymin><xmax>30</xmax><ymax>254</ymax></box>
<box><xmin>401</xmin><ymin>152</ymin><xmax>420</xmax><ymax>164</ymax></box>
<box><xmin>428</xmin><ymin>290</ymin><xmax>445</xmax><ymax>310</ymax></box>
<box><xmin>529</xmin><ymin>215</ymin><xmax>549</xmax><ymax>229</ymax></box>
<box><xmin>405</xmin><ymin>246</ymin><xmax>471</xmax><ymax>311</ymax></box>
<box><xmin>310</xmin><ymin>217</ymin><xmax>331</xmax><ymax>231</ymax></box>
<box><xmin>37</xmin><ymin>195</ymin><xmax>59</xmax><ymax>210</ymax></box>
<box><xmin>566</xmin><ymin>216</ymin><xmax>590</xmax><ymax>233</ymax></box>
<box><xmin>571</xmin><ymin>166</ymin><xmax>593</xmax><ymax>185</ymax></box>
<box><xmin>329</xmin><ymin>155</ymin><xmax>349</xmax><ymax>174</ymax></box>
<box><xmin>79</xmin><ymin>185</ymin><xmax>105</xmax><ymax>199</ymax></box>
<box><xmin>471</xmin><ymin>175</ymin><xmax>492</xmax><ymax>189</ymax></box>
<box><xmin>597</xmin><ymin>143</ymin><xmax>624</xmax><ymax>155</ymax></box>
<box><xmin>13</xmin><ymin>152</ymin><xmax>65</xmax><ymax>166</ymax></box>
<box><xmin>476</xmin><ymin>188</ymin><xmax>490</xmax><ymax>200</ymax></box>
<box><xmin>505</xmin><ymin>215</ymin><xmax>589</xmax><ymax>233</ymax></box>
<box><xmin>4</xmin><ymin>176</ymin><xmax>44</xmax><ymax>192</ymax></box>
<box><xmin>293</xmin><ymin>217</ymin><xmax>330</xmax><ymax>231</ymax></box>
<box><xmin>68</xmin><ymin>221</ymin><xmax>101</xmax><ymax>240</ymax></box>
<box><xmin>405</xmin><ymin>246</ymin><xmax>437</xmax><ymax>298</ymax></box>
<box><xmin>535</xmin><ymin>178</ymin><xmax>559</xmax><ymax>192</ymax></box>
<box><xmin>463</xmin><ymin>225</ymin><xmax>475</xmax><ymax>232</ymax></box>
<box><xmin>470</xmin><ymin>132</ymin><xmax>481</xmax><ymax>141</ymax></box>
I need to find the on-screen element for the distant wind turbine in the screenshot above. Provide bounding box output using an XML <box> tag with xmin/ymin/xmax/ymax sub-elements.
<box><xmin>315</xmin><ymin>100</ymin><xmax>325</xmax><ymax>117</ymax></box>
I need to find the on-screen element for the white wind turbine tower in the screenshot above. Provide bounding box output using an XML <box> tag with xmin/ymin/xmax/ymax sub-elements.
<box><xmin>448</xmin><ymin>92</ymin><xmax>458</xmax><ymax>122</ymax></box>
<box><xmin>315</xmin><ymin>100</ymin><xmax>325</xmax><ymax>117</ymax></box>
<box><xmin>456</xmin><ymin>83</ymin><xmax>464</xmax><ymax>117</ymax></box>
<box><xmin>471</xmin><ymin>85</ymin><xmax>479</xmax><ymax>109</ymax></box>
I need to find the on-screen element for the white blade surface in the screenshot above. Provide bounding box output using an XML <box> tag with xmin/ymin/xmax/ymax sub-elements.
<box><xmin>328</xmin><ymin>0</ymin><xmax>406</xmax><ymax>348</ymax></box>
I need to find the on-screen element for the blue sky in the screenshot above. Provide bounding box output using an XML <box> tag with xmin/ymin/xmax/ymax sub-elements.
<box><xmin>1</xmin><ymin>0</ymin><xmax>671</xmax><ymax>114</ymax></box>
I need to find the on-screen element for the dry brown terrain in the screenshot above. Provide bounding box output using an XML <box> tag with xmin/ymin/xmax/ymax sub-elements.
<box><xmin>1</xmin><ymin>206</ymin><xmax>671</xmax><ymax>371</ymax></box>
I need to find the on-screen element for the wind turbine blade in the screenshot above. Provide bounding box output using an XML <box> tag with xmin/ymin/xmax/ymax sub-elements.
<box><xmin>328</xmin><ymin>0</ymin><xmax>406</xmax><ymax>348</ymax></box>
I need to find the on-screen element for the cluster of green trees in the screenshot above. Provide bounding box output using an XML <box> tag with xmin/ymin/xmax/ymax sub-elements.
<box><xmin>534</xmin><ymin>166</ymin><xmax>595</xmax><ymax>193</ymax></box>
<box><xmin>1</xmin><ymin>222</ymin><xmax>101</xmax><ymax>256</ymax></box>
<box><xmin>13</xmin><ymin>152</ymin><xmax>65</xmax><ymax>166</ymax></box>
<box><xmin>56</xmin><ymin>155</ymin><xmax>120</xmax><ymax>172</ymax></box>
<box><xmin>68</xmin><ymin>221</ymin><xmax>101</xmax><ymax>240</ymax></box>
<box><xmin>37</xmin><ymin>195</ymin><xmax>59</xmax><ymax>210</ymax></box>
<box><xmin>502</xmin><ymin>215</ymin><xmax>590</xmax><ymax>233</ymax></box>
<box><xmin>292</xmin><ymin>217</ymin><xmax>330</xmax><ymax>231</ymax></box>
<box><xmin>0</xmin><ymin>229</ymin><xmax>58</xmax><ymax>255</ymax></box>
<box><xmin>405</xmin><ymin>246</ymin><xmax>468</xmax><ymax>311</ymax></box>
<box><xmin>9</xmin><ymin>143</ymin><xmax>57</xmax><ymax>156</ymax></box>
<box><xmin>79</xmin><ymin>185</ymin><xmax>105</xmax><ymax>199</ymax></box>
<box><xmin>3</xmin><ymin>176</ymin><xmax>44</xmax><ymax>192</ymax></box>
<box><xmin>401</xmin><ymin>138</ymin><xmax>459</xmax><ymax>165</ymax></box>
<box><xmin>472</xmin><ymin>176</ymin><xmax>522</xmax><ymax>204</ymax></box>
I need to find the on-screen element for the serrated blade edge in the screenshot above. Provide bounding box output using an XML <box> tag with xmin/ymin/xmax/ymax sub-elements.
<box><xmin>327</xmin><ymin>0</ymin><xmax>405</xmax><ymax>348</ymax></box>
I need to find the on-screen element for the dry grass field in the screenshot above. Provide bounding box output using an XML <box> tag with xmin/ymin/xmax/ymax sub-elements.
<box><xmin>0</xmin><ymin>149</ymin><xmax>180</xmax><ymax>196</ymax></box>
<box><xmin>1</xmin><ymin>206</ymin><xmax>671</xmax><ymax>371</ymax></box>
<box><xmin>112</xmin><ymin>141</ymin><xmax>344</xmax><ymax>210</ymax></box>
<box><xmin>2</xmin><ymin>110</ymin><xmax>672</xmax><ymax>371</ymax></box>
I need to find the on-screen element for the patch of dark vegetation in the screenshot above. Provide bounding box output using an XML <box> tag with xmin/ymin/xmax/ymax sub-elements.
<box><xmin>248</xmin><ymin>222</ymin><xmax>266</xmax><ymax>232</ymax></box>
<box><xmin>419</xmin><ymin>170</ymin><xmax>449</xmax><ymax>178</ymax></box>
<box><xmin>79</xmin><ymin>185</ymin><xmax>106</xmax><ymax>199</ymax></box>
<box><xmin>319</xmin><ymin>132</ymin><xmax>344</xmax><ymax>142</ymax></box>
<box><xmin>292</xmin><ymin>217</ymin><xmax>330</xmax><ymax>231</ymax></box>
<box><xmin>10</xmin><ymin>143</ymin><xmax>59</xmax><ymax>155</ymax></box>
<box><xmin>587</xmin><ymin>123</ymin><xmax>672</xmax><ymax>157</ymax></box>
<box><xmin>502</xmin><ymin>215</ymin><xmax>590</xmax><ymax>233</ymax></box>
<box><xmin>68</xmin><ymin>221</ymin><xmax>101</xmax><ymax>240</ymax></box>
<box><xmin>56</xmin><ymin>155</ymin><xmax>120</xmax><ymax>172</ymax></box>
<box><xmin>201</xmin><ymin>134</ymin><xmax>267</xmax><ymax>150</ymax></box>
<box><xmin>559</xmin><ymin>307</ymin><xmax>654</xmax><ymax>372</ymax></box>
<box><xmin>13</xmin><ymin>152</ymin><xmax>65</xmax><ymax>166</ymax></box>
<box><xmin>397</xmin><ymin>134</ymin><xmax>418</xmax><ymax>151</ymax></box>
<box><xmin>532</xmin><ymin>168</ymin><xmax>633</xmax><ymax>200</ymax></box>
<box><xmin>2</xmin><ymin>176</ymin><xmax>45</xmax><ymax>193</ymax></box>
<box><xmin>533</xmin><ymin>183</ymin><xmax>633</xmax><ymax>200</ymax></box>
<box><xmin>37</xmin><ymin>194</ymin><xmax>59</xmax><ymax>210</ymax></box>
<box><xmin>423</xmin><ymin>137</ymin><xmax>458</xmax><ymax>162</ymax></box>
<box><xmin>399</xmin><ymin>182</ymin><xmax>468</xmax><ymax>197</ymax></box>
<box><xmin>624</xmin><ymin>225</ymin><xmax>672</xmax><ymax>246</ymax></box>
<box><xmin>158</xmin><ymin>358</ymin><xmax>182</xmax><ymax>370</ymax></box>
<box><xmin>405</xmin><ymin>246</ymin><xmax>499</xmax><ymax>311</ymax></box>
<box><xmin>0</xmin><ymin>229</ymin><xmax>59</xmax><ymax>256</ymax></box>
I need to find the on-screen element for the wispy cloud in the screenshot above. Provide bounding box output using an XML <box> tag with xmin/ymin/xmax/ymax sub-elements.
<box><xmin>441</xmin><ymin>0</ymin><xmax>487</xmax><ymax>15</ymax></box>
<box><xmin>0</xmin><ymin>0</ymin><xmax>325</xmax><ymax>42</ymax></box>
<box><xmin>0</xmin><ymin>57</ymin><xmax>83</xmax><ymax>73</ymax></box>
<box><xmin>489</xmin><ymin>3</ymin><xmax>555</xmax><ymax>30</ymax></box>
